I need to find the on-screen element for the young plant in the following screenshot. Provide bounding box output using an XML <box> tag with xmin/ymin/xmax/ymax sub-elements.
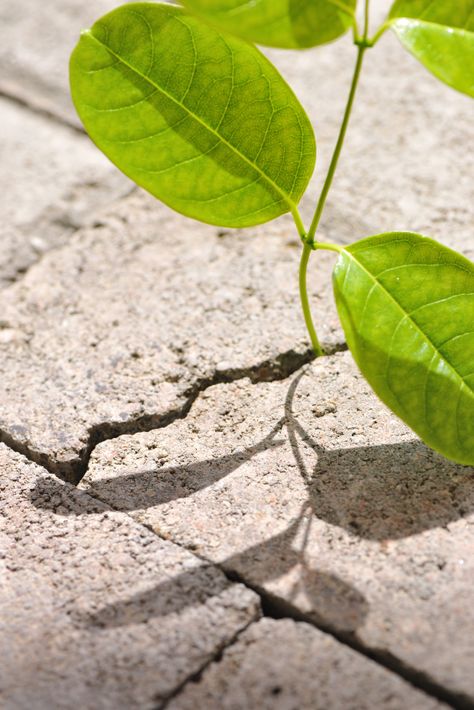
<box><xmin>70</xmin><ymin>1</ymin><xmax>474</xmax><ymax>466</ymax></box>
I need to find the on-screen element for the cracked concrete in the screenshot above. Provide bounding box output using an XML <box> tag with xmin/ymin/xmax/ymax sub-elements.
<box><xmin>2</xmin><ymin>0</ymin><xmax>473</xmax><ymax>707</ymax></box>
<box><xmin>82</xmin><ymin>352</ymin><xmax>474</xmax><ymax>707</ymax></box>
<box><xmin>0</xmin><ymin>191</ymin><xmax>342</xmax><ymax>481</ymax></box>
<box><xmin>167</xmin><ymin>618</ymin><xmax>447</xmax><ymax>710</ymax></box>
<box><xmin>0</xmin><ymin>444</ymin><xmax>260</xmax><ymax>709</ymax></box>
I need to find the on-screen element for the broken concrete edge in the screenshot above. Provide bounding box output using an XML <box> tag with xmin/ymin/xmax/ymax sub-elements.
<box><xmin>0</xmin><ymin>81</ymin><xmax>83</xmax><ymax>134</ymax></box>
<box><xmin>222</xmin><ymin>572</ymin><xmax>466</xmax><ymax>710</ymax></box>
<box><xmin>164</xmin><ymin>618</ymin><xmax>448</xmax><ymax>710</ymax></box>
<box><xmin>0</xmin><ymin>380</ymin><xmax>461</xmax><ymax>708</ymax></box>
<box><xmin>0</xmin><ymin>344</ymin><xmax>349</xmax><ymax>484</ymax></box>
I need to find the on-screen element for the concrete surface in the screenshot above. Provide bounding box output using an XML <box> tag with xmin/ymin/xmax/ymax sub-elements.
<box><xmin>0</xmin><ymin>191</ymin><xmax>341</xmax><ymax>480</ymax></box>
<box><xmin>0</xmin><ymin>97</ymin><xmax>130</xmax><ymax>286</ymax></box>
<box><xmin>168</xmin><ymin>618</ymin><xmax>446</xmax><ymax>710</ymax></box>
<box><xmin>0</xmin><ymin>444</ymin><xmax>260</xmax><ymax>709</ymax></box>
<box><xmin>82</xmin><ymin>352</ymin><xmax>474</xmax><ymax>705</ymax></box>
<box><xmin>2</xmin><ymin>0</ymin><xmax>473</xmax><ymax>707</ymax></box>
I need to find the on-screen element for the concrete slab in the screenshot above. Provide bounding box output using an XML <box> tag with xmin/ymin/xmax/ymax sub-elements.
<box><xmin>168</xmin><ymin>618</ymin><xmax>446</xmax><ymax>710</ymax></box>
<box><xmin>0</xmin><ymin>443</ymin><xmax>260</xmax><ymax>709</ymax></box>
<box><xmin>0</xmin><ymin>190</ymin><xmax>341</xmax><ymax>480</ymax></box>
<box><xmin>82</xmin><ymin>351</ymin><xmax>474</xmax><ymax>705</ymax></box>
<box><xmin>0</xmin><ymin>97</ymin><xmax>130</xmax><ymax>286</ymax></box>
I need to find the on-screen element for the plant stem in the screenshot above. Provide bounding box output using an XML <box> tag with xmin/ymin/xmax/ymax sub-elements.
<box><xmin>363</xmin><ymin>0</ymin><xmax>370</xmax><ymax>40</ymax></box>
<box><xmin>299</xmin><ymin>242</ymin><xmax>324</xmax><ymax>356</ymax></box>
<box><xmin>297</xmin><ymin>1</ymin><xmax>370</xmax><ymax>356</ymax></box>
<box><xmin>306</xmin><ymin>44</ymin><xmax>366</xmax><ymax>243</ymax></box>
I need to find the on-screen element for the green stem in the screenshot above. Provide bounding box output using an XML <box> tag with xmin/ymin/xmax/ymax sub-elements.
<box><xmin>299</xmin><ymin>242</ymin><xmax>324</xmax><ymax>357</ymax></box>
<box><xmin>307</xmin><ymin>44</ymin><xmax>366</xmax><ymax>243</ymax></box>
<box><xmin>297</xmin><ymin>4</ymin><xmax>370</xmax><ymax>356</ymax></box>
<box><xmin>363</xmin><ymin>0</ymin><xmax>370</xmax><ymax>39</ymax></box>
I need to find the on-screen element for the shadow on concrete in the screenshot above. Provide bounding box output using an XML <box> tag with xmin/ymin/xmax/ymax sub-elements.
<box><xmin>29</xmin><ymin>369</ymin><xmax>473</xmax><ymax>632</ymax></box>
<box><xmin>33</xmin><ymin>369</ymin><xmax>474</xmax><ymax>540</ymax></box>
<box><xmin>75</xmin><ymin>423</ymin><xmax>285</xmax><ymax>509</ymax></box>
<box><xmin>83</xmin><ymin>514</ymin><xmax>368</xmax><ymax>634</ymax></box>
<box><xmin>284</xmin><ymin>373</ymin><xmax>474</xmax><ymax>541</ymax></box>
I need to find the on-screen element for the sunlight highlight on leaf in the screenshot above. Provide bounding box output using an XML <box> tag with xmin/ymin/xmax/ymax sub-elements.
<box><xmin>333</xmin><ymin>232</ymin><xmax>474</xmax><ymax>465</ymax></box>
<box><xmin>70</xmin><ymin>2</ymin><xmax>316</xmax><ymax>227</ymax></box>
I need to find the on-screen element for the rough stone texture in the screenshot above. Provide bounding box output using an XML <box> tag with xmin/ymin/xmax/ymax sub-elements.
<box><xmin>168</xmin><ymin>618</ymin><xmax>446</xmax><ymax>710</ymax></box>
<box><xmin>0</xmin><ymin>97</ymin><xmax>131</xmax><ymax>286</ymax></box>
<box><xmin>0</xmin><ymin>191</ymin><xmax>340</xmax><ymax>480</ymax></box>
<box><xmin>82</xmin><ymin>351</ymin><xmax>474</xmax><ymax>705</ymax></box>
<box><xmin>0</xmin><ymin>444</ymin><xmax>260</xmax><ymax>709</ymax></box>
<box><xmin>2</xmin><ymin>1</ymin><xmax>473</xmax><ymax>707</ymax></box>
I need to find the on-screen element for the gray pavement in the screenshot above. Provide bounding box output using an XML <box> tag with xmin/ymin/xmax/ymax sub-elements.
<box><xmin>1</xmin><ymin>0</ymin><xmax>473</xmax><ymax>707</ymax></box>
<box><xmin>82</xmin><ymin>352</ymin><xmax>474</xmax><ymax>704</ymax></box>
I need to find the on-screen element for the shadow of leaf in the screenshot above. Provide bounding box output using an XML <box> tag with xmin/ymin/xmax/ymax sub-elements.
<box><xmin>285</xmin><ymin>372</ymin><xmax>474</xmax><ymax>541</ymax></box>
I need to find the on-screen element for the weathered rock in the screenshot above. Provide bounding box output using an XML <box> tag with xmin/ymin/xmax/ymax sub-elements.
<box><xmin>82</xmin><ymin>351</ymin><xmax>474</xmax><ymax>705</ymax></box>
<box><xmin>169</xmin><ymin>618</ymin><xmax>446</xmax><ymax>710</ymax></box>
<box><xmin>0</xmin><ymin>97</ymin><xmax>130</xmax><ymax>286</ymax></box>
<box><xmin>0</xmin><ymin>190</ymin><xmax>340</xmax><ymax>480</ymax></box>
<box><xmin>0</xmin><ymin>444</ymin><xmax>260</xmax><ymax>709</ymax></box>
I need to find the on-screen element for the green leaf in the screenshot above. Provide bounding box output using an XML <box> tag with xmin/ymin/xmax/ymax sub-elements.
<box><xmin>181</xmin><ymin>0</ymin><xmax>356</xmax><ymax>49</ymax></box>
<box><xmin>388</xmin><ymin>0</ymin><xmax>474</xmax><ymax>97</ymax></box>
<box><xmin>69</xmin><ymin>2</ymin><xmax>315</xmax><ymax>228</ymax></box>
<box><xmin>333</xmin><ymin>232</ymin><xmax>474</xmax><ymax>466</ymax></box>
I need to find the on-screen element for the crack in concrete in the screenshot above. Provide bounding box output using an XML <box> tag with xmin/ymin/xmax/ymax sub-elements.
<box><xmin>226</xmin><ymin>573</ymin><xmax>461</xmax><ymax>710</ymax></box>
<box><xmin>7</xmin><ymin>345</ymin><xmax>462</xmax><ymax>708</ymax></box>
<box><xmin>156</xmin><ymin>613</ymin><xmax>261</xmax><ymax>710</ymax></box>
<box><xmin>139</xmin><ymin>529</ymin><xmax>461</xmax><ymax>710</ymax></box>
<box><xmin>0</xmin><ymin>343</ymin><xmax>346</xmax><ymax>485</ymax></box>
<box><xmin>0</xmin><ymin>83</ymin><xmax>83</xmax><ymax>134</ymax></box>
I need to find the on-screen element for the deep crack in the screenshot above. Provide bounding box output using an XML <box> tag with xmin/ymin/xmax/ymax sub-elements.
<box><xmin>148</xmin><ymin>539</ymin><xmax>462</xmax><ymax>710</ymax></box>
<box><xmin>0</xmin><ymin>344</ymin><xmax>347</xmax><ymax>484</ymax></box>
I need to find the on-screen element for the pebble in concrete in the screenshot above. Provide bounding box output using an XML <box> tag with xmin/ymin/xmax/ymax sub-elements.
<box><xmin>82</xmin><ymin>351</ymin><xmax>474</xmax><ymax>705</ymax></box>
<box><xmin>0</xmin><ymin>444</ymin><xmax>260</xmax><ymax>709</ymax></box>
<box><xmin>0</xmin><ymin>97</ymin><xmax>130</xmax><ymax>286</ymax></box>
<box><xmin>168</xmin><ymin>618</ymin><xmax>446</xmax><ymax>710</ymax></box>
<box><xmin>0</xmin><ymin>190</ymin><xmax>341</xmax><ymax>480</ymax></box>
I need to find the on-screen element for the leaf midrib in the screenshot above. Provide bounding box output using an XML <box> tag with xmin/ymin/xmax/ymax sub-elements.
<box><xmin>84</xmin><ymin>27</ymin><xmax>298</xmax><ymax>213</ymax></box>
<box><xmin>343</xmin><ymin>248</ymin><xmax>474</xmax><ymax>398</ymax></box>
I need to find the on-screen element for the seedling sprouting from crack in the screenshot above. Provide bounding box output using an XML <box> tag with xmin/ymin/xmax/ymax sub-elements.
<box><xmin>70</xmin><ymin>1</ymin><xmax>474</xmax><ymax>465</ymax></box>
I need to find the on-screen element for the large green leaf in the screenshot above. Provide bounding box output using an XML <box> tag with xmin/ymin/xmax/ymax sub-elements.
<box><xmin>333</xmin><ymin>232</ymin><xmax>474</xmax><ymax>465</ymax></box>
<box><xmin>70</xmin><ymin>2</ymin><xmax>315</xmax><ymax>227</ymax></box>
<box><xmin>181</xmin><ymin>0</ymin><xmax>356</xmax><ymax>49</ymax></box>
<box><xmin>388</xmin><ymin>0</ymin><xmax>474</xmax><ymax>97</ymax></box>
